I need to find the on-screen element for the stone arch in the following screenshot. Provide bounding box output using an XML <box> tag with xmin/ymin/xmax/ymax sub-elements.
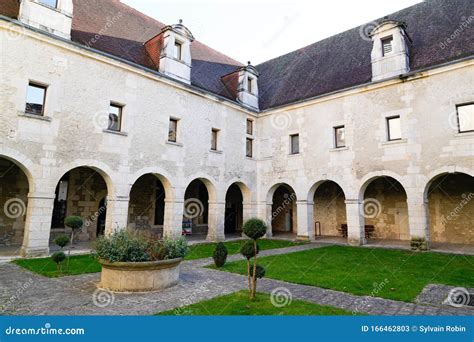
<box><xmin>266</xmin><ymin>182</ymin><xmax>298</xmax><ymax>237</ymax></box>
<box><xmin>0</xmin><ymin>149</ymin><xmax>35</xmax><ymax>192</ymax></box>
<box><xmin>358</xmin><ymin>171</ymin><xmax>407</xmax><ymax>201</ymax></box>
<box><xmin>129</xmin><ymin>167</ymin><xmax>175</xmax><ymax>201</ymax></box>
<box><xmin>223</xmin><ymin>179</ymin><xmax>252</xmax><ymax>204</ymax></box>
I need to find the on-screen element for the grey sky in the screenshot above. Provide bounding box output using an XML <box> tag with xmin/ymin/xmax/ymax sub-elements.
<box><xmin>122</xmin><ymin>0</ymin><xmax>422</xmax><ymax>64</ymax></box>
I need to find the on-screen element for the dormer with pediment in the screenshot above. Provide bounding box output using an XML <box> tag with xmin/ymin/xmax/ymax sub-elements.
<box><xmin>370</xmin><ymin>20</ymin><xmax>411</xmax><ymax>82</ymax></box>
<box><xmin>144</xmin><ymin>20</ymin><xmax>194</xmax><ymax>84</ymax></box>
<box><xmin>19</xmin><ymin>0</ymin><xmax>73</xmax><ymax>39</ymax></box>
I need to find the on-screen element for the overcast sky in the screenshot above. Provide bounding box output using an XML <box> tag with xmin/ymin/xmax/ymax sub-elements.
<box><xmin>122</xmin><ymin>0</ymin><xmax>422</xmax><ymax>64</ymax></box>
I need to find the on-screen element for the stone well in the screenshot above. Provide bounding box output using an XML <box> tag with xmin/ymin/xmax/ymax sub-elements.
<box><xmin>99</xmin><ymin>258</ymin><xmax>182</xmax><ymax>292</ymax></box>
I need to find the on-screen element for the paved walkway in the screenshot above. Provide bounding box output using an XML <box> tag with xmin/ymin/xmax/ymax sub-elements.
<box><xmin>0</xmin><ymin>243</ymin><xmax>472</xmax><ymax>316</ymax></box>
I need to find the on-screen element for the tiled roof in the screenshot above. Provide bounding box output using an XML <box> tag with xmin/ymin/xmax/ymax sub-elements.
<box><xmin>1</xmin><ymin>0</ymin><xmax>473</xmax><ymax>110</ymax></box>
<box><xmin>256</xmin><ymin>0</ymin><xmax>474</xmax><ymax>109</ymax></box>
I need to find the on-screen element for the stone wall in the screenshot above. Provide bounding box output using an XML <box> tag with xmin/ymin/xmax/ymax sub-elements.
<box><xmin>313</xmin><ymin>182</ymin><xmax>346</xmax><ymax>237</ymax></box>
<box><xmin>0</xmin><ymin>159</ymin><xmax>29</xmax><ymax>246</ymax></box>
<box><xmin>428</xmin><ymin>174</ymin><xmax>474</xmax><ymax>245</ymax></box>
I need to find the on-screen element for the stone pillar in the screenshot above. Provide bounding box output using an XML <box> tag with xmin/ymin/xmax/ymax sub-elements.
<box><xmin>20</xmin><ymin>192</ymin><xmax>55</xmax><ymax>257</ymax></box>
<box><xmin>407</xmin><ymin>195</ymin><xmax>430</xmax><ymax>250</ymax></box>
<box><xmin>242</xmin><ymin>201</ymin><xmax>254</xmax><ymax>223</ymax></box>
<box><xmin>207</xmin><ymin>201</ymin><xmax>225</xmax><ymax>242</ymax></box>
<box><xmin>104</xmin><ymin>196</ymin><xmax>129</xmax><ymax>235</ymax></box>
<box><xmin>345</xmin><ymin>199</ymin><xmax>366</xmax><ymax>245</ymax></box>
<box><xmin>163</xmin><ymin>199</ymin><xmax>184</xmax><ymax>238</ymax></box>
<box><xmin>260</xmin><ymin>201</ymin><xmax>273</xmax><ymax>238</ymax></box>
<box><xmin>296</xmin><ymin>200</ymin><xmax>315</xmax><ymax>241</ymax></box>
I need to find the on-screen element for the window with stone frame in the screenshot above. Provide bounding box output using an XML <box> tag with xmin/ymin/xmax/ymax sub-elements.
<box><xmin>39</xmin><ymin>0</ymin><xmax>57</xmax><ymax>8</ymax></box>
<box><xmin>168</xmin><ymin>118</ymin><xmax>178</xmax><ymax>142</ymax></box>
<box><xmin>457</xmin><ymin>103</ymin><xmax>474</xmax><ymax>133</ymax></box>
<box><xmin>246</xmin><ymin>138</ymin><xmax>253</xmax><ymax>158</ymax></box>
<box><xmin>211</xmin><ymin>128</ymin><xmax>219</xmax><ymax>151</ymax></box>
<box><xmin>246</xmin><ymin>119</ymin><xmax>253</xmax><ymax>135</ymax></box>
<box><xmin>382</xmin><ymin>36</ymin><xmax>393</xmax><ymax>56</ymax></box>
<box><xmin>25</xmin><ymin>82</ymin><xmax>47</xmax><ymax>116</ymax></box>
<box><xmin>174</xmin><ymin>41</ymin><xmax>183</xmax><ymax>60</ymax></box>
<box><xmin>108</xmin><ymin>103</ymin><xmax>123</xmax><ymax>132</ymax></box>
<box><xmin>290</xmin><ymin>134</ymin><xmax>300</xmax><ymax>154</ymax></box>
<box><xmin>387</xmin><ymin>116</ymin><xmax>402</xmax><ymax>141</ymax></box>
<box><xmin>334</xmin><ymin>126</ymin><xmax>346</xmax><ymax>148</ymax></box>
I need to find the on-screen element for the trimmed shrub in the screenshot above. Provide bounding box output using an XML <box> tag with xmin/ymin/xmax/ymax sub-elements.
<box><xmin>54</xmin><ymin>235</ymin><xmax>70</xmax><ymax>249</ymax></box>
<box><xmin>64</xmin><ymin>216</ymin><xmax>84</xmax><ymax>230</ymax></box>
<box><xmin>249</xmin><ymin>264</ymin><xmax>266</xmax><ymax>279</ymax></box>
<box><xmin>213</xmin><ymin>242</ymin><xmax>228</xmax><ymax>267</ymax></box>
<box><xmin>240</xmin><ymin>240</ymin><xmax>259</xmax><ymax>260</ymax></box>
<box><xmin>51</xmin><ymin>251</ymin><xmax>66</xmax><ymax>272</ymax></box>
<box><xmin>242</xmin><ymin>218</ymin><xmax>267</xmax><ymax>240</ymax></box>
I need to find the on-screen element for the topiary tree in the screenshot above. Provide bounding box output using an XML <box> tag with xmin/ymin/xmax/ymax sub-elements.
<box><xmin>241</xmin><ymin>218</ymin><xmax>267</xmax><ymax>300</ymax></box>
<box><xmin>213</xmin><ymin>242</ymin><xmax>228</xmax><ymax>267</ymax></box>
<box><xmin>51</xmin><ymin>251</ymin><xmax>66</xmax><ymax>273</ymax></box>
<box><xmin>54</xmin><ymin>235</ymin><xmax>70</xmax><ymax>250</ymax></box>
<box><xmin>64</xmin><ymin>216</ymin><xmax>84</xmax><ymax>246</ymax></box>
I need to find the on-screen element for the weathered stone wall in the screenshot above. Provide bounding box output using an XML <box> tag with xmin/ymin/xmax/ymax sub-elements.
<box><xmin>428</xmin><ymin>174</ymin><xmax>474</xmax><ymax>245</ymax></box>
<box><xmin>0</xmin><ymin>159</ymin><xmax>29</xmax><ymax>246</ymax></box>
<box><xmin>313</xmin><ymin>182</ymin><xmax>346</xmax><ymax>237</ymax></box>
<box><xmin>364</xmin><ymin>178</ymin><xmax>410</xmax><ymax>240</ymax></box>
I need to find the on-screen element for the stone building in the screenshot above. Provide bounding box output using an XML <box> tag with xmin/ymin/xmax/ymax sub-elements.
<box><xmin>0</xmin><ymin>0</ymin><xmax>472</xmax><ymax>257</ymax></box>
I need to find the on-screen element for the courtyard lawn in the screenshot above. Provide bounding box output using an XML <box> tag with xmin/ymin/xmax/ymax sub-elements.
<box><xmin>185</xmin><ymin>239</ymin><xmax>304</xmax><ymax>260</ymax></box>
<box><xmin>214</xmin><ymin>245</ymin><xmax>474</xmax><ymax>302</ymax></box>
<box><xmin>157</xmin><ymin>290</ymin><xmax>353</xmax><ymax>315</ymax></box>
<box><xmin>13</xmin><ymin>239</ymin><xmax>303</xmax><ymax>277</ymax></box>
<box><xmin>14</xmin><ymin>254</ymin><xmax>101</xmax><ymax>278</ymax></box>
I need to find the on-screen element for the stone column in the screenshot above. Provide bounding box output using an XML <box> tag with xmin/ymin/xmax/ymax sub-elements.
<box><xmin>242</xmin><ymin>201</ymin><xmax>254</xmax><ymax>223</ymax></box>
<box><xmin>407</xmin><ymin>195</ymin><xmax>430</xmax><ymax>250</ymax></box>
<box><xmin>257</xmin><ymin>201</ymin><xmax>273</xmax><ymax>238</ymax></box>
<box><xmin>296</xmin><ymin>200</ymin><xmax>315</xmax><ymax>241</ymax></box>
<box><xmin>20</xmin><ymin>192</ymin><xmax>55</xmax><ymax>257</ymax></box>
<box><xmin>345</xmin><ymin>199</ymin><xmax>366</xmax><ymax>245</ymax></box>
<box><xmin>163</xmin><ymin>199</ymin><xmax>184</xmax><ymax>238</ymax></box>
<box><xmin>207</xmin><ymin>201</ymin><xmax>225</xmax><ymax>242</ymax></box>
<box><xmin>104</xmin><ymin>196</ymin><xmax>130</xmax><ymax>235</ymax></box>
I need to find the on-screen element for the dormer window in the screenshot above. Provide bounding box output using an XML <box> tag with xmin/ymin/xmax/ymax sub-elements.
<box><xmin>382</xmin><ymin>36</ymin><xmax>393</xmax><ymax>56</ymax></box>
<box><xmin>174</xmin><ymin>41</ymin><xmax>183</xmax><ymax>60</ymax></box>
<box><xmin>39</xmin><ymin>0</ymin><xmax>57</xmax><ymax>8</ymax></box>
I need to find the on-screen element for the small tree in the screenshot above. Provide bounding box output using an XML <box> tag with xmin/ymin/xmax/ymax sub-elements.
<box><xmin>51</xmin><ymin>251</ymin><xmax>66</xmax><ymax>273</ymax></box>
<box><xmin>213</xmin><ymin>242</ymin><xmax>228</xmax><ymax>267</ymax></box>
<box><xmin>54</xmin><ymin>235</ymin><xmax>70</xmax><ymax>250</ymax></box>
<box><xmin>64</xmin><ymin>216</ymin><xmax>84</xmax><ymax>246</ymax></box>
<box><xmin>64</xmin><ymin>216</ymin><xmax>83</xmax><ymax>270</ymax></box>
<box><xmin>241</xmin><ymin>218</ymin><xmax>267</xmax><ymax>300</ymax></box>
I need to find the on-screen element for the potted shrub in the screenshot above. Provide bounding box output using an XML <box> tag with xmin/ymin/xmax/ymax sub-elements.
<box><xmin>95</xmin><ymin>230</ymin><xmax>188</xmax><ymax>292</ymax></box>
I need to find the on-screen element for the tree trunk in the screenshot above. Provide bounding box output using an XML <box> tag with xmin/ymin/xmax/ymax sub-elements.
<box><xmin>247</xmin><ymin>260</ymin><xmax>252</xmax><ymax>298</ymax></box>
<box><xmin>251</xmin><ymin>240</ymin><xmax>258</xmax><ymax>300</ymax></box>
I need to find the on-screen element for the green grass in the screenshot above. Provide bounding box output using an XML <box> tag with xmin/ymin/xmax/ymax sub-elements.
<box><xmin>13</xmin><ymin>239</ymin><xmax>303</xmax><ymax>278</ymax></box>
<box><xmin>186</xmin><ymin>239</ymin><xmax>303</xmax><ymax>260</ymax></box>
<box><xmin>13</xmin><ymin>254</ymin><xmax>101</xmax><ymax>278</ymax></box>
<box><xmin>214</xmin><ymin>245</ymin><xmax>474</xmax><ymax>302</ymax></box>
<box><xmin>157</xmin><ymin>290</ymin><xmax>353</xmax><ymax>315</ymax></box>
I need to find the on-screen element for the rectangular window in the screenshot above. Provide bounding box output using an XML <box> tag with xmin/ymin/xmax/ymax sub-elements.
<box><xmin>39</xmin><ymin>0</ymin><xmax>57</xmax><ymax>8</ymax></box>
<box><xmin>246</xmin><ymin>138</ymin><xmax>253</xmax><ymax>158</ymax></box>
<box><xmin>211</xmin><ymin>129</ymin><xmax>219</xmax><ymax>151</ymax></box>
<box><xmin>247</xmin><ymin>77</ymin><xmax>253</xmax><ymax>93</ymax></box>
<box><xmin>168</xmin><ymin>118</ymin><xmax>178</xmax><ymax>142</ymax></box>
<box><xmin>387</xmin><ymin>116</ymin><xmax>402</xmax><ymax>141</ymax></box>
<box><xmin>382</xmin><ymin>36</ymin><xmax>393</xmax><ymax>56</ymax></box>
<box><xmin>246</xmin><ymin>119</ymin><xmax>253</xmax><ymax>135</ymax></box>
<box><xmin>108</xmin><ymin>103</ymin><xmax>123</xmax><ymax>132</ymax></box>
<box><xmin>334</xmin><ymin>126</ymin><xmax>346</xmax><ymax>148</ymax></box>
<box><xmin>290</xmin><ymin>134</ymin><xmax>300</xmax><ymax>154</ymax></box>
<box><xmin>174</xmin><ymin>41</ymin><xmax>182</xmax><ymax>60</ymax></box>
<box><xmin>457</xmin><ymin>103</ymin><xmax>474</xmax><ymax>133</ymax></box>
<box><xmin>25</xmin><ymin>82</ymin><xmax>47</xmax><ymax>116</ymax></box>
